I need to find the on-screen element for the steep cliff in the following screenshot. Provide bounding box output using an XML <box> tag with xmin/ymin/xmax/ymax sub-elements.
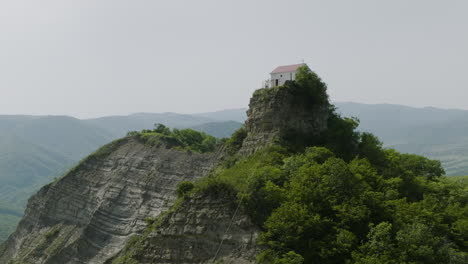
<box><xmin>239</xmin><ymin>83</ymin><xmax>329</xmax><ymax>155</ymax></box>
<box><xmin>109</xmin><ymin>191</ymin><xmax>258</xmax><ymax>264</ymax></box>
<box><xmin>1</xmin><ymin>74</ymin><xmax>331</xmax><ymax>263</ymax></box>
<box><xmin>0</xmin><ymin>137</ymin><xmax>223</xmax><ymax>264</ymax></box>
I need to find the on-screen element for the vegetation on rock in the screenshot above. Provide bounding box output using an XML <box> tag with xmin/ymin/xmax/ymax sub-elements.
<box><xmin>224</xmin><ymin>125</ymin><xmax>247</xmax><ymax>154</ymax></box>
<box><xmin>188</xmin><ymin>67</ymin><xmax>468</xmax><ymax>263</ymax></box>
<box><xmin>4</xmin><ymin>66</ymin><xmax>468</xmax><ymax>263</ymax></box>
<box><xmin>114</xmin><ymin>66</ymin><xmax>468</xmax><ymax>263</ymax></box>
<box><xmin>192</xmin><ymin>139</ymin><xmax>466</xmax><ymax>263</ymax></box>
<box><xmin>127</xmin><ymin>123</ymin><xmax>218</xmax><ymax>153</ymax></box>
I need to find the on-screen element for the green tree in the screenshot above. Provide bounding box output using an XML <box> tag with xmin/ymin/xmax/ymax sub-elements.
<box><xmin>153</xmin><ymin>123</ymin><xmax>171</xmax><ymax>135</ymax></box>
<box><xmin>176</xmin><ymin>181</ymin><xmax>194</xmax><ymax>198</ymax></box>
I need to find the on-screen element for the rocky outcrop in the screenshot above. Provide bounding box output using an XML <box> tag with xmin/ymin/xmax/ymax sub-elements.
<box><xmin>240</xmin><ymin>85</ymin><xmax>329</xmax><ymax>154</ymax></box>
<box><xmin>0</xmin><ymin>137</ymin><xmax>223</xmax><ymax>264</ymax></box>
<box><xmin>1</xmin><ymin>80</ymin><xmax>330</xmax><ymax>264</ymax></box>
<box><xmin>109</xmin><ymin>192</ymin><xmax>258</xmax><ymax>264</ymax></box>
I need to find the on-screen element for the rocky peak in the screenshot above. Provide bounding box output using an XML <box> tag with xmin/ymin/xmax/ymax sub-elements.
<box><xmin>239</xmin><ymin>82</ymin><xmax>330</xmax><ymax>155</ymax></box>
<box><xmin>0</xmin><ymin>73</ymin><xmax>333</xmax><ymax>264</ymax></box>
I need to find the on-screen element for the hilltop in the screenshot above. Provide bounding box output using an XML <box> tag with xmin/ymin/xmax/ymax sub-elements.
<box><xmin>0</xmin><ymin>111</ymin><xmax>243</xmax><ymax>243</ymax></box>
<box><xmin>1</xmin><ymin>67</ymin><xmax>468</xmax><ymax>263</ymax></box>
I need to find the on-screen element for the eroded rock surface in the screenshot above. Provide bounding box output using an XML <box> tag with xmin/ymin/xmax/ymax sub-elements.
<box><xmin>110</xmin><ymin>192</ymin><xmax>258</xmax><ymax>264</ymax></box>
<box><xmin>240</xmin><ymin>85</ymin><xmax>329</xmax><ymax>155</ymax></box>
<box><xmin>0</xmin><ymin>137</ymin><xmax>222</xmax><ymax>264</ymax></box>
<box><xmin>1</xmin><ymin>82</ymin><xmax>330</xmax><ymax>264</ymax></box>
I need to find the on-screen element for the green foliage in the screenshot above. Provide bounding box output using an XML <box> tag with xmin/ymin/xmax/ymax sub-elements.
<box><xmin>258</xmin><ymin>250</ymin><xmax>304</xmax><ymax>264</ymax></box>
<box><xmin>293</xmin><ymin>65</ymin><xmax>330</xmax><ymax>107</ymax></box>
<box><xmin>190</xmin><ymin>136</ymin><xmax>466</xmax><ymax>263</ymax></box>
<box><xmin>176</xmin><ymin>181</ymin><xmax>195</xmax><ymax>198</ymax></box>
<box><xmin>201</xmin><ymin>98</ymin><xmax>457</xmax><ymax>262</ymax></box>
<box><xmin>129</xmin><ymin>123</ymin><xmax>218</xmax><ymax>153</ymax></box>
<box><xmin>358</xmin><ymin>132</ymin><xmax>387</xmax><ymax>169</ymax></box>
<box><xmin>268</xmin><ymin>69</ymin><xmax>362</xmax><ymax>160</ymax></box>
<box><xmin>254</xmin><ymin>65</ymin><xmax>330</xmax><ymax>111</ymax></box>
<box><xmin>335</xmin><ymin>101</ymin><xmax>468</xmax><ymax>176</ymax></box>
<box><xmin>153</xmin><ymin>123</ymin><xmax>171</xmax><ymax>135</ymax></box>
<box><xmin>224</xmin><ymin>125</ymin><xmax>247</xmax><ymax>154</ymax></box>
<box><xmin>319</xmin><ymin>114</ymin><xmax>360</xmax><ymax>160</ymax></box>
<box><xmin>44</xmin><ymin>228</ymin><xmax>60</xmax><ymax>239</ymax></box>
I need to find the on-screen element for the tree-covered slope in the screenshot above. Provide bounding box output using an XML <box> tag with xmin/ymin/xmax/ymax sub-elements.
<box><xmin>1</xmin><ymin>104</ymin><xmax>468</xmax><ymax>245</ymax></box>
<box><xmin>186</xmin><ymin>104</ymin><xmax>468</xmax><ymax>176</ymax></box>
<box><xmin>115</xmin><ymin>66</ymin><xmax>468</xmax><ymax>263</ymax></box>
<box><xmin>335</xmin><ymin>102</ymin><xmax>468</xmax><ymax>175</ymax></box>
<box><xmin>2</xmin><ymin>66</ymin><xmax>468</xmax><ymax>263</ymax></box>
<box><xmin>167</xmin><ymin>103</ymin><xmax>468</xmax><ymax>176</ymax></box>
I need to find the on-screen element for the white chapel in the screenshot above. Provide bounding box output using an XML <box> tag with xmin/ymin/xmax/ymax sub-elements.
<box><xmin>265</xmin><ymin>63</ymin><xmax>307</xmax><ymax>88</ymax></box>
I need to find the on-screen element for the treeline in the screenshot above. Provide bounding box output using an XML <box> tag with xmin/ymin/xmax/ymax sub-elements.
<box><xmin>127</xmin><ymin>124</ymin><xmax>218</xmax><ymax>153</ymax></box>
<box><xmin>196</xmin><ymin>143</ymin><xmax>467</xmax><ymax>263</ymax></box>
<box><xmin>124</xmin><ymin>66</ymin><xmax>467</xmax><ymax>263</ymax></box>
<box><xmin>187</xmin><ymin>66</ymin><xmax>468</xmax><ymax>263</ymax></box>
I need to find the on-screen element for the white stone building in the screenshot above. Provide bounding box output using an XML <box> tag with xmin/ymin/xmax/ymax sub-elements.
<box><xmin>265</xmin><ymin>63</ymin><xmax>307</xmax><ymax>88</ymax></box>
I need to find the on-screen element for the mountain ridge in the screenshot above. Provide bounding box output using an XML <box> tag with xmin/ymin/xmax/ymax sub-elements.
<box><xmin>2</xmin><ymin>102</ymin><xmax>468</xmax><ymax>243</ymax></box>
<box><xmin>2</xmin><ymin>69</ymin><xmax>468</xmax><ymax>263</ymax></box>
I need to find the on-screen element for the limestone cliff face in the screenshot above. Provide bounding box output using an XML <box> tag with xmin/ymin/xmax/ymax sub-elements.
<box><xmin>109</xmin><ymin>192</ymin><xmax>258</xmax><ymax>264</ymax></box>
<box><xmin>0</xmin><ymin>137</ymin><xmax>223</xmax><ymax>264</ymax></box>
<box><xmin>1</xmin><ymin>82</ymin><xmax>330</xmax><ymax>264</ymax></box>
<box><xmin>240</xmin><ymin>84</ymin><xmax>329</xmax><ymax>154</ymax></box>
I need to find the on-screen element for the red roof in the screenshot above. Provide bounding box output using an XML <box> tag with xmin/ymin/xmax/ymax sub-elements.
<box><xmin>271</xmin><ymin>63</ymin><xmax>306</xmax><ymax>74</ymax></box>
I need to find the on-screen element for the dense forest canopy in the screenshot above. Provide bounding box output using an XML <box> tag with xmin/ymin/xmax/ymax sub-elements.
<box><xmin>186</xmin><ymin>67</ymin><xmax>468</xmax><ymax>263</ymax></box>
<box><xmin>116</xmin><ymin>66</ymin><xmax>468</xmax><ymax>264</ymax></box>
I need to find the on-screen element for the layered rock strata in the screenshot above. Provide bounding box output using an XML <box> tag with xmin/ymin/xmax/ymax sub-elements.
<box><xmin>1</xmin><ymin>82</ymin><xmax>330</xmax><ymax>264</ymax></box>
<box><xmin>0</xmin><ymin>138</ymin><xmax>222</xmax><ymax>264</ymax></box>
<box><xmin>240</xmin><ymin>85</ymin><xmax>329</xmax><ymax>154</ymax></box>
<box><xmin>109</xmin><ymin>192</ymin><xmax>258</xmax><ymax>264</ymax></box>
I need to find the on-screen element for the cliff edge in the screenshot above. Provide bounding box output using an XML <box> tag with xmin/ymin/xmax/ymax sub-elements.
<box><xmin>1</xmin><ymin>70</ymin><xmax>331</xmax><ymax>264</ymax></box>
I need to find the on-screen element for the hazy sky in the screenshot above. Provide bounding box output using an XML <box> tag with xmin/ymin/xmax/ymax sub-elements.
<box><xmin>0</xmin><ymin>0</ymin><xmax>467</xmax><ymax>118</ymax></box>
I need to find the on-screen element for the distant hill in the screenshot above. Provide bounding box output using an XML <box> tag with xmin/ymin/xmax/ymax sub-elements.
<box><xmin>83</xmin><ymin>109</ymin><xmax>247</xmax><ymax>138</ymax></box>
<box><xmin>335</xmin><ymin>102</ymin><xmax>468</xmax><ymax>175</ymax></box>
<box><xmin>189</xmin><ymin>121</ymin><xmax>243</xmax><ymax>138</ymax></box>
<box><xmin>335</xmin><ymin>102</ymin><xmax>468</xmax><ymax>144</ymax></box>
<box><xmin>192</xmin><ymin>108</ymin><xmax>247</xmax><ymax>123</ymax></box>
<box><xmin>2</xmin><ymin>104</ymin><xmax>468</xmax><ymax>243</ymax></box>
<box><xmin>84</xmin><ymin>112</ymin><xmax>216</xmax><ymax>138</ymax></box>
<box><xmin>0</xmin><ymin>111</ymin><xmax>248</xmax><ymax>242</ymax></box>
<box><xmin>0</xmin><ymin>115</ymin><xmax>118</xmax><ymax>242</ymax></box>
<box><xmin>0</xmin><ymin>116</ymin><xmax>114</xmax><ymax>214</ymax></box>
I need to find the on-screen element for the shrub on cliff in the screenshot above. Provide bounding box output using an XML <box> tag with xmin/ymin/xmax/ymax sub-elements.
<box><xmin>224</xmin><ymin>125</ymin><xmax>247</xmax><ymax>154</ymax></box>
<box><xmin>189</xmin><ymin>103</ymin><xmax>466</xmax><ymax>263</ymax></box>
<box><xmin>277</xmin><ymin>67</ymin><xmax>361</xmax><ymax>159</ymax></box>
<box><xmin>294</xmin><ymin>65</ymin><xmax>330</xmax><ymax>107</ymax></box>
<box><xmin>127</xmin><ymin>124</ymin><xmax>218</xmax><ymax>153</ymax></box>
<box><xmin>176</xmin><ymin>181</ymin><xmax>195</xmax><ymax>198</ymax></box>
